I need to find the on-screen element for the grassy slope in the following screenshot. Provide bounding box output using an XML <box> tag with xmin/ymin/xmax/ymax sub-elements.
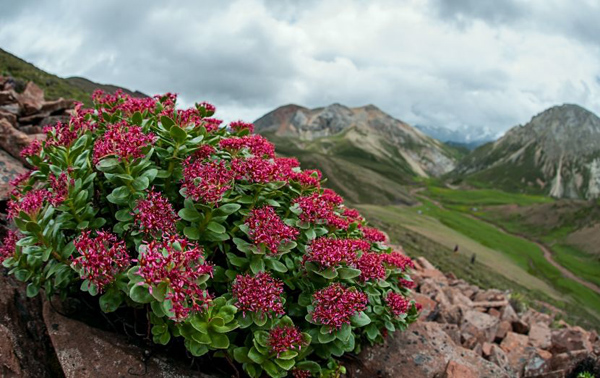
<box><xmin>0</xmin><ymin>48</ymin><xmax>145</xmax><ymax>106</ymax></box>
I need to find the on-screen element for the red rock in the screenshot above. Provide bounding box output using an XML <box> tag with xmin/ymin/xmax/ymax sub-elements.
<box><xmin>0</xmin><ymin>90</ymin><xmax>17</xmax><ymax>105</ymax></box>
<box><xmin>473</xmin><ymin>289</ymin><xmax>506</xmax><ymax>303</ymax></box>
<box><xmin>43</xmin><ymin>302</ymin><xmax>217</xmax><ymax>378</ymax></box>
<box><xmin>438</xmin><ymin>304</ymin><xmax>464</xmax><ymax>325</ymax></box>
<box><xmin>416</xmin><ymin>257</ymin><xmax>436</xmax><ymax>270</ymax></box>
<box><xmin>488</xmin><ymin>308</ymin><xmax>501</xmax><ymax>318</ymax></box>
<box><xmin>487</xmin><ymin>344</ymin><xmax>514</xmax><ymax>374</ymax></box>
<box><xmin>550</xmin><ymin>350</ymin><xmax>590</xmax><ymax>371</ymax></box>
<box><xmin>347</xmin><ymin>321</ymin><xmax>509</xmax><ymax>378</ymax></box>
<box><xmin>0</xmin><ymin>109</ymin><xmax>17</xmax><ymax>126</ymax></box>
<box><xmin>17</xmin><ymin>82</ymin><xmax>44</xmax><ymax>115</ymax></box>
<box><xmin>482</xmin><ymin>342</ymin><xmax>493</xmax><ymax>357</ymax></box>
<box><xmin>460</xmin><ymin>310</ymin><xmax>500</xmax><ymax>346</ymax></box>
<box><xmin>501</xmin><ymin>304</ymin><xmax>519</xmax><ymax>323</ymax></box>
<box><xmin>40</xmin><ymin>98</ymin><xmax>74</xmax><ymax>113</ymax></box>
<box><xmin>413</xmin><ymin>292</ymin><xmax>436</xmax><ymax>319</ymax></box>
<box><xmin>0</xmin><ymin>149</ymin><xmax>28</xmax><ymax>200</ymax></box>
<box><xmin>500</xmin><ymin>331</ymin><xmax>531</xmax><ymax>371</ymax></box>
<box><xmin>522</xmin><ymin>309</ymin><xmax>552</xmax><ymax>327</ymax></box>
<box><xmin>0</xmin><ymin>119</ymin><xmax>36</xmax><ymax>163</ymax></box>
<box><xmin>551</xmin><ymin>326</ymin><xmax>593</xmax><ymax>354</ymax></box>
<box><xmin>442</xmin><ymin>360</ymin><xmax>478</xmax><ymax>378</ymax></box>
<box><xmin>495</xmin><ymin>320</ymin><xmax>512</xmax><ymax>342</ymax></box>
<box><xmin>528</xmin><ymin>323</ymin><xmax>551</xmax><ymax>350</ymax></box>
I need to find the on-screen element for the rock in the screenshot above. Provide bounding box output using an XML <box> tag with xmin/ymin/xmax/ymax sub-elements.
<box><xmin>0</xmin><ymin>90</ymin><xmax>17</xmax><ymax>105</ymax></box>
<box><xmin>40</xmin><ymin>98</ymin><xmax>74</xmax><ymax>114</ymax></box>
<box><xmin>501</xmin><ymin>304</ymin><xmax>519</xmax><ymax>323</ymax></box>
<box><xmin>40</xmin><ymin>114</ymin><xmax>71</xmax><ymax>127</ymax></box>
<box><xmin>18</xmin><ymin>125</ymin><xmax>44</xmax><ymax>135</ymax></box>
<box><xmin>472</xmin><ymin>300</ymin><xmax>509</xmax><ymax>309</ymax></box>
<box><xmin>473</xmin><ymin>289</ymin><xmax>506</xmax><ymax>303</ymax></box>
<box><xmin>487</xmin><ymin>344</ymin><xmax>513</xmax><ymax>375</ymax></box>
<box><xmin>551</xmin><ymin>326</ymin><xmax>593</xmax><ymax>354</ymax></box>
<box><xmin>416</xmin><ymin>257</ymin><xmax>436</xmax><ymax>270</ymax></box>
<box><xmin>482</xmin><ymin>342</ymin><xmax>493</xmax><ymax>357</ymax></box>
<box><xmin>512</xmin><ymin>319</ymin><xmax>530</xmax><ymax>335</ymax></box>
<box><xmin>0</xmin><ymin>103</ymin><xmax>21</xmax><ymax>115</ymax></box>
<box><xmin>347</xmin><ymin>321</ymin><xmax>509</xmax><ymax>378</ymax></box>
<box><xmin>0</xmin><ymin>119</ymin><xmax>35</xmax><ymax>163</ymax></box>
<box><xmin>500</xmin><ymin>332</ymin><xmax>530</xmax><ymax>371</ymax></box>
<box><xmin>18</xmin><ymin>112</ymin><xmax>51</xmax><ymax>125</ymax></box>
<box><xmin>528</xmin><ymin>323</ymin><xmax>551</xmax><ymax>350</ymax></box>
<box><xmin>0</xmin><ymin>149</ymin><xmax>28</xmax><ymax>200</ymax></box>
<box><xmin>0</xmin><ymin>109</ymin><xmax>18</xmax><ymax>126</ymax></box>
<box><xmin>17</xmin><ymin>82</ymin><xmax>44</xmax><ymax>115</ymax></box>
<box><xmin>413</xmin><ymin>292</ymin><xmax>436</xmax><ymax>319</ymax></box>
<box><xmin>43</xmin><ymin>302</ymin><xmax>218</xmax><ymax>378</ymax></box>
<box><xmin>438</xmin><ymin>304</ymin><xmax>464</xmax><ymax>325</ymax></box>
<box><xmin>523</xmin><ymin>349</ymin><xmax>552</xmax><ymax>377</ymax></box>
<box><xmin>495</xmin><ymin>321</ymin><xmax>512</xmax><ymax>342</ymax></box>
<box><xmin>441</xmin><ymin>360</ymin><xmax>478</xmax><ymax>378</ymax></box>
<box><xmin>550</xmin><ymin>350</ymin><xmax>590</xmax><ymax>372</ymax></box>
<box><xmin>488</xmin><ymin>308</ymin><xmax>501</xmax><ymax>318</ymax></box>
<box><xmin>521</xmin><ymin>309</ymin><xmax>552</xmax><ymax>327</ymax></box>
<box><xmin>0</xmin><ymin>324</ymin><xmax>22</xmax><ymax>377</ymax></box>
<box><xmin>460</xmin><ymin>310</ymin><xmax>500</xmax><ymax>346</ymax></box>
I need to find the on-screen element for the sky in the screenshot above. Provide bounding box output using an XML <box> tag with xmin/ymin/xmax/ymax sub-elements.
<box><xmin>1</xmin><ymin>0</ymin><xmax>599</xmax><ymax>136</ymax></box>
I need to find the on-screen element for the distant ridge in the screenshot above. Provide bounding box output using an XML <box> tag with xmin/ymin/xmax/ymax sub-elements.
<box><xmin>453</xmin><ymin>104</ymin><xmax>600</xmax><ymax>199</ymax></box>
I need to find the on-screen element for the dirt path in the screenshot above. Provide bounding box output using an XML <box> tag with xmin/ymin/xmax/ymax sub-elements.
<box><xmin>411</xmin><ymin>189</ymin><xmax>600</xmax><ymax>295</ymax></box>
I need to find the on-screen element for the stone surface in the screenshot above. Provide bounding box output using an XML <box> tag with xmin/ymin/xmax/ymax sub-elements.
<box><xmin>551</xmin><ymin>326</ymin><xmax>593</xmax><ymax>354</ymax></box>
<box><xmin>0</xmin><ymin>118</ymin><xmax>35</xmax><ymax>163</ymax></box>
<box><xmin>512</xmin><ymin>319</ymin><xmax>530</xmax><ymax>335</ymax></box>
<box><xmin>523</xmin><ymin>349</ymin><xmax>552</xmax><ymax>377</ymax></box>
<box><xmin>500</xmin><ymin>332</ymin><xmax>530</xmax><ymax>372</ymax></box>
<box><xmin>460</xmin><ymin>310</ymin><xmax>500</xmax><ymax>346</ymax></box>
<box><xmin>43</xmin><ymin>302</ymin><xmax>218</xmax><ymax>378</ymax></box>
<box><xmin>487</xmin><ymin>344</ymin><xmax>514</xmax><ymax>376</ymax></box>
<box><xmin>347</xmin><ymin>321</ymin><xmax>509</xmax><ymax>378</ymax></box>
<box><xmin>17</xmin><ymin>81</ymin><xmax>44</xmax><ymax>115</ymax></box>
<box><xmin>0</xmin><ymin>149</ymin><xmax>28</xmax><ymax>200</ymax></box>
<box><xmin>495</xmin><ymin>320</ymin><xmax>512</xmax><ymax>342</ymax></box>
<box><xmin>0</xmin><ymin>324</ymin><xmax>22</xmax><ymax>377</ymax></box>
<box><xmin>529</xmin><ymin>323</ymin><xmax>551</xmax><ymax>350</ymax></box>
<box><xmin>441</xmin><ymin>360</ymin><xmax>478</xmax><ymax>378</ymax></box>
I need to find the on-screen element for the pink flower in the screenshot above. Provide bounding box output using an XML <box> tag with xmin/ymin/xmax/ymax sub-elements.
<box><xmin>304</xmin><ymin>237</ymin><xmax>360</xmax><ymax>268</ymax></box>
<box><xmin>231</xmin><ymin>272</ymin><xmax>284</xmax><ymax>318</ymax></box>
<box><xmin>135</xmin><ymin>235</ymin><xmax>213</xmax><ymax>321</ymax></box>
<box><xmin>219</xmin><ymin>135</ymin><xmax>275</xmax><ymax>158</ymax></box>
<box><xmin>229</xmin><ymin>120</ymin><xmax>254</xmax><ymax>134</ymax></box>
<box><xmin>274</xmin><ymin>158</ymin><xmax>322</xmax><ymax>188</ymax></box>
<box><xmin>20</xmin><ymin>139</ymin><xmax>42</xmax><ymax>158</ymax></box>
<box><xmin>292</xmin><ymin>370</ymin><xmax>312</xmax><ymax>378</ymax></box>
<box><xmin>133</xmin><ymin>189</ymin><xmax>178</xmax><ymax>235</ymax></box>
<box><xmin>193</xmin><ymin>145</ymin><xmax>216</xmax><ymax>160</ymax></box>
<box><xmin>197</xmin><ymin>102</ymin><xmax>216</xmax><ymax>117</ymax></box>
<box><xmin>7</xmin><ymin>189</ymin><xmax>51</xmax><ymax>219</ymax></box>
<box><xmin>311</xmin><ymin>283</ymin><xmax>367</xmax><ymax>329</ymax></box>
<box><xmin>399</xmin><ymin>278</ymin><xmax>416</xmax><ymax>289</ymax></box>
<box><xmin>267</xmin><ymin>325</ymin><xmax>304</xmax><ymax>356</ymax></box>
<box><xmin>245</xmin><ymin>206</ymin><xmax>298</xmax><ymax>254</ymax></box>
<box><xmin>231</xmin><ymin>157</ymin><xmax>279</xmax><ymax>183</ymax></box>
<box><xmin>93</xmin><ymin>121</ymin><xmax>156</xmax><ymax>164</ymax></box>
<box><xmin>293</xmin><ymin>189</ymin><xmax>347</xmax><ymax>229</ymax></box>
<box><xmin>49</xmin><ymin>172</ymin><xmax>73</xmax><ymax>206</ymax></box>
<box><xmin>342</xmin><ymin>208</ymin><xmax>363</xmax><ymax>222</ymax></box>
<box><xmin>9</xmin><ymin>171</ymin><xmax>32</xmax><ymax>196</ymax></box>
<box><xmin>360</xmin><ymin>226</ymin><xmax>386</xmax><ymax>243</ymax></box>
<box><xmin>386</xmin><ymin>292</ymin><xmax>410</xmax><ymax>317</ymax></box>
<box><xmin>201</xmin><ymin>118</ymin><xmax>223</xmax><ymax>132</ymax></box>
<box><xmin>356</xmin><ymin>252</ymin><xmax>386</xmax><ymax>282</ymax></box>
<box><xmin>382</xmin><ymin>251</ymin><xmax>414</xmax><ymax>271</ymax></box>
<box><xmin>72</xmin><ymin>231</ymin><xmax>130</xmax><ymax>292</ymax></box>
<box><xmin>0</xmin><ymin>230</ymin><xmax>20</xmax><ymax>263</ymax></box>
<box><xmin>44</xmin><ymin>122</ymin><xmax>79</xmax><ymax>147</ymax></box>
<box><xmin>181</xmin><ymin>158</ymin><xmax>234</xmax><ymax>205</ymax></box>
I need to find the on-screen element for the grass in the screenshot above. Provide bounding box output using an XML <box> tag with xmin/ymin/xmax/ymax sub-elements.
<box><xmin>358</xmin><ymin>204</ymin><xmax>600</xmax><ymax>331</ymax></box>
<box><xmin>425</xmin><ymin>186</ymin><xmax>553</xmax><ymax>207</ymax></box>
<box><xmin>552</xmin><ymin>244</ymin><xmax>600</xmax><ymax>288</ymax></box>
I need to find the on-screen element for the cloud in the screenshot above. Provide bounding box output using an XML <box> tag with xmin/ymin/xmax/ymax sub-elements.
<box><xmin>1</xmin><ymin>0</ymin><xmax>599</xmax><ymax>133</ymax></box>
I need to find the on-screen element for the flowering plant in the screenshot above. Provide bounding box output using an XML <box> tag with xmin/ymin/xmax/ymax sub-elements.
<box><xmin>1</xmin><ymin>91</ymin><xmax>419</xmax><ymax>377</ymax></box>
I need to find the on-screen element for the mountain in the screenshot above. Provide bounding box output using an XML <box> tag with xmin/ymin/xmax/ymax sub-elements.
<box><xmin>415</xmin><ymin>124</ymin><xmax>498</xmax><ymax>149</ymax></box>
<box><xmin>255</xmin><ymin>103</ymin><xmax>458</xmax><ymax>204</ymax></box>
<box><xmin>0</xmin><ymin>48</ymin><xmax>145</xmax><ymax>105</ymax></box>
<box><xmin>453</xmin><ymin>104</ymin><xmax>600</xmax><ymax>199</ymax></box>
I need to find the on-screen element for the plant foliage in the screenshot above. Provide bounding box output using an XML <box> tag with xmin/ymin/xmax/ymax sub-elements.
<box><xmin>0</xmin><ymin>91</ymin><xmax>419</xmax><ymax>377</ymax></box>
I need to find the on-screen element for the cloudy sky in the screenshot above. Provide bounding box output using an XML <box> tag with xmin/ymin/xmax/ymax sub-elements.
<box><xmin>1</xmin><ymin>0</ymin><xmax>599</xmax><ymax>136</ymax></box>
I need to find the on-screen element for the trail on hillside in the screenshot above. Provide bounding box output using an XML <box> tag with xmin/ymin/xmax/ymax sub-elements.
<box><xmin>412</xmin><ymin>188</ymin><xmax>600</xmax><ymax>295</ymax></box>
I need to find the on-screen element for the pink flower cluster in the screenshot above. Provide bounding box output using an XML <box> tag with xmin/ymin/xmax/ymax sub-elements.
<box><xmin>72</xmin><ymin>231</ymin><xmax>130</xmax><ymax>292</ymax></box>
<box><xmin>382</xmin><ymin>251</ymin><xmax>414</xmax><ymax>271</ymax></box>
<box><xmin>398</xmin><ymin>278</ymin><xmax>416</xmax><ymax>289</ymax></box>
<box><xmin>360</xmin><ymin>226</ymin><xmax>387</xmax><ymax>243</ymax></box>
<box><xmin>44</xmin><ymin>122</ymin><xmax>79</xmax><ymax>148</ymax></box>
<box><xmin>20</xmin><ymin>139</ymin><xmax>42</xmax><ymax>158</ymax></box>
<box><xmin>356</xmin><ymin>252</ymin><xmax>386</xmax><ymax>281</ymax></box>
<box><xmin>133</xmin><ymin>190</ymin><xmax>178</xmax><ymax>235</ymax></box>
<box><xmin>274</xmin><ymin>158</ymin><xmax>322</xmax><ymax>188</ymax></box>
<box><xmin>7</xmin><ymin>189</ymin><xmax>51</xmax><ymax>219</ymax></box>
<box><xmin>193</xmin><ymin>145</ymin><xmax>216</xmax><ymax>160</ymax></box>
<box><xmin>229</xmin><ymin>120</ymin><xmax>254</xmax><ymax>134</ymax></box>
<box><xmin>9</xmin><ymin>171</ymin><xmax>32</xmax><ymax>196</ymax></box>
<box><xmin>219</xmin><ymin>135</ymin><xmax>275</xmax><ymax>158</ymax></box>
<box><xmin>293</xmin><ymin>189</ymin><xmax>348</xmax><ymax>228</ymax></box>
<box><xmin>136</xmin><ymin>235</ymin><xmax>213</xmax><ymax>320</ymax></box>
<box><xmin>267</xmin><ymin>325</ymin><xmax>304</xmax><ymax>356</ymax></box>
<box><xmin>201</xmin><ymin>118</ymin><xmax>223</xmax><ymax>133</ymax></box>
<box><xmin>305</xmin><ymin>237</ymin><xmax>367</xmax><ymax>268</ymax></box>
<box><xmin>93</xmin><ymin>121</ymin><xmax>156</xmax><ymax>164</ymax></box>
<box><xmin>181</xmin><ymin>158</ymin><xmax>234</xmax><ymax>205</ymax></box>
<box><xmin>311</xmin><ymin>283</ymin><xmax>368</xmax><ymax>329</ymax></box>
<box><xmin>197</xmin><ymin>102</ymin><xmax>216</xmax><ymax>116</ymax></box>
<box><xmin>245</xmin><ymin>206</ymin><xmax>298</xmax><ymax>254</ymax></box>
<box><xmin>231</xmin><ymin>272</ymin><xmax>285</xmax><ymax>318</ymax></box>
<box><xmin>0</xmin><ymin>230</ymin><xmax>20</xmax><ymax>262</ymax></box>
<box><xmin>386</xmin><ymin>292</ymin><xmax>410</xmax><ymax>317</ymax></box>
<box><xmin>292</xmin><ymin>370</ymin><xmax>312</xmax><ymax>378</ymax></box>
<box><xmin>49</xmin><ymin>172</ymin><xmax>72</xmax><ymax>206</ymax></box>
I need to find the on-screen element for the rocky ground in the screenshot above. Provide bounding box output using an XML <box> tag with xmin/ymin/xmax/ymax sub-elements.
<box><xmin>0</xmin><ymin>78</ymin><xmax>599</xmax><ymax>377</ymax></box>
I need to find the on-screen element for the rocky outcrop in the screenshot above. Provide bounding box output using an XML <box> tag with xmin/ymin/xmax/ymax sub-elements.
<box><xmin>0</xmin><ymin>76</ymin><xmax>74</xmax><ymax>200</ymax></box>
<box><xmin>406</xmin><ymin>257</ymin><xmax>600</xmax><ymax>377</ymax></box>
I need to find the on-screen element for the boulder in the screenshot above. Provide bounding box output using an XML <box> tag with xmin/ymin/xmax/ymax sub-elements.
<box><xmin>501</xmin><ymin>304</ymin><xmax>519</xmax><ymax>323</ymax></box>
<box><xmin>40</xmin><ymin>114</ymin><xmax>71</xmax><ymax>127</ymax></box>
<box><xmin>441</xmin><ymin>360</ymin><xmax>478</xmax><ymax>378</ymax></box>
<box><xmin>495</xmin><ymin>320</ymin><xmax>512</xmax><ymax>342</ymax></box>
<box><xmin>551</xmin><ymin>326</ymin><xmax>593</xmax><ymax>354</ymax></box>
<box><xmin>487</xmin><ymin>344</ymin><xmax>514</xmax><ymax>376</ymax></box>
<box><xmin>528</xmin><ymin>323</ymin><xmax>551</xmax><ymax>350</ymax></box>
<box><xmin>473</xmin><ymin>289</ymin><xmax>506</xmax><ymax>303</ymax></box>
<box><xmin>522</xmin><ymin>349</ymin><xmax>552</xmax><ymax>377</ymax></box>
<box><xmin>521</xmin><ymin>309</ymin><xmax>552</xmax><ymax>327</ymax></box>
<box><xmin>40</xmin><ymin>98</ymin><xmax>74</xmax><ymax>114</ymax></box>
<box><xmin>550</xmin><ymin>350</ymin><xmax>590</xmax><ymax>372</ymax></box>
<box><xmin>413</xmin><ymin>292</ymin><xmax>436</xmax><ymax>319</ymax></box>
<box><xmin>0</xmin><ymin>118</ymin><xmax>36</xmax><ymax>163</ymax></box>
<box><xmin>0</xmin><ymin>149</ymin><xmax>28</xmax><ymax>200</ymax></box>
<box><xmin>460</xmin><ymin>310</ymin><xmax>500</xmax><ymax>346</ymax></box>
<box><xmin>43</xmin><ymin>302</ymin><xmax>219</xmax><ymax>378</ymax></box>
<box><xmin>512</xmin><ymin>319</ymin><xmax>530</xmax><ymax>335</ymax></box>
<box><xmin>17</xmin><ymin>82</ymin><xmax>44</xmax><ymax>115</ymax></box>
<box><xmin>0</xmin><ymin>90</ymin><xmax>17</xmax><ymax>105</ymax></box>
<box><xmin>500</xmin><ymin>332</ymin><xmax>530</xmax><ymax>372</ymax></box>
<box><xmin>0</xmin><ymin>109</ymin><xmax>18</xmax><ymax>126</ymax></box>
<box><xmin>0</xmin><ymin>324</ymin><xmax>22</xmax><ymax>377</ymax></box>
<box><xmin>347</xmin><ymin>321</ymin><xmax>509</xmax><ymax>378</ymax></box>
